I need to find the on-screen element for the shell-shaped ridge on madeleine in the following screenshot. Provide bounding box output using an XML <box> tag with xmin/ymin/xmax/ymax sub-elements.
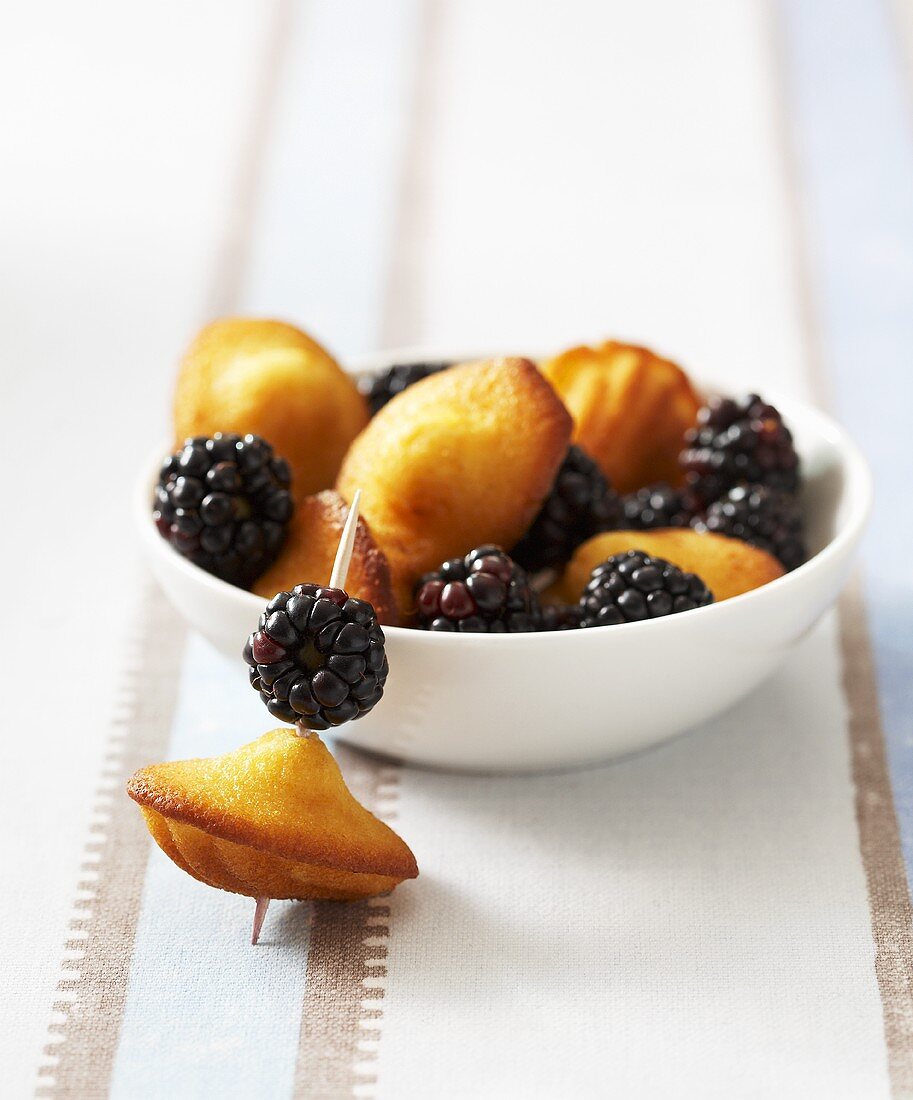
<box><xmin>127</xmin><ymin>728</ymin><xmax>417</xmax><ymax>900</ymax></box>
<box><xmin>541</xmin><ymin>341</ymin><xmax>701</xmax><ymax>494</ymax></box>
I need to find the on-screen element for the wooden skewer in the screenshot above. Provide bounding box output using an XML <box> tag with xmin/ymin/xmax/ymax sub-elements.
<box><xmin>329</xmin><ymin>489</ymin><xmax>361</xmax><ymax>589</ymax></box>
<box><xmin>251</xmin><ymin>490</ymin><xmax>362</xmax><ymax>946</ymax></box>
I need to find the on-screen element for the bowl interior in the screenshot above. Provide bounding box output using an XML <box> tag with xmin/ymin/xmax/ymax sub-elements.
<box><xmin>346</xmin><ymin>353</ymin><xmax>868</xmax><ymax>581</ymax></box>
<box><xmin>140</xmin><ymin>358</ymin><xmax>871</xmax><ymax>642</ymax></box>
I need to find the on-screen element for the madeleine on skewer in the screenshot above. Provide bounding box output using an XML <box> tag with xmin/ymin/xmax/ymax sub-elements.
<box><xmin>128</xmin><ymin>493</ymin><xmax>417</xmax><ymax>944</ymax></box>
<box><xmin>128</xmin><ymin>727</ymin><xmax>417</xmax><ymax>906</ymax></box>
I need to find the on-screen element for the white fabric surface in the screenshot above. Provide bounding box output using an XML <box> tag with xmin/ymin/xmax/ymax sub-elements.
<box><xmin>381</xmin><ymin>618</ymin><xmax>885</xmax><ymax>1098</ymax></box>
<box><xmin>1</xmin><ymin>4</ymin><xmax>274</xmax><ymax>1095</ymax></box>
<box><xmin>2</xmin><ymin>1</ymin><xmax>904</xmax><ymax>1096</ymax></box>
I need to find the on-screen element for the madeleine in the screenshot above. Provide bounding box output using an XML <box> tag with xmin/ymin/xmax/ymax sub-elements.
<box><xmin>127</xmin><ymin>729</ymin><xmax>418</xmax><ymax>901</ymax></box>
<box><xmin>548</xmin><ymin>528</ymin><xmax>784</xmax><ymax>605</ymax></box>
<box><xmin>173</xmin><ymin>318</ymin><xmax>369</xmax><ymax>500</ymax></box>
<box><xmin>336</xmin><ymin>357</ymin><xmax>573</xmax><ymax>611</ymax></box>
<box><xmin>541</xmin><ymin>341</ymin><xmax>701</xmax><ymax>493</ymax></box>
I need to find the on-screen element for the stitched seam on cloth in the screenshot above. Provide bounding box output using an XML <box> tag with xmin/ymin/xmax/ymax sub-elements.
<box><xmin>293</xmin><ymin>748</ymin><xmax>403</xmax><ymax>1099</ymax></box>
<box><xmin>766</xmin><ymin>4</ymin><xmax>913</xmax><ymax>1093</ymax></box>
<box><xmin>34</xmin><ymin>586</ymin><xmax>187</xmax><ymax>1099</ymax></box>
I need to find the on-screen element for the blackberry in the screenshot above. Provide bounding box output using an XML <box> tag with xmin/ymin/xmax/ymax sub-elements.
<box><xmin>415</xmin><ymin>545</ymin><xmax>541</xmax><ymax>632</ymax></box>
<box><xmin>512</xmin><ymin>445</ymin><xmax>622</xmax><ymax>572</ymax></box>
<box><xmin>580</xmin><ymin>550</ymin><xmax>713</xmax><ymax>626</ymax></box>
<box><xmin>692</xmin><ymin>484</ymin><xmax>806</xmax><ymax>571</ymax></box>
<box><xmin>154</xmin><ymin>433</ymin><xmax>293</xmax><ymax>587</ymax></box>
<box><xmin>360</xmin><ymin>361</ymin><xmax>453</xmax><ymax>416</ymax></box>
<box><xmin>244</xmin><ymin>585</ymin><xmax>388</xmax><ymax>729</ymax></box>
<box><xmin>540</xmin><ymin>604</ymin><xmax>586</xmax><ymax>631</ymax></box>
<box><xmin>680</xmin><ymin>394</ymin><xmax>800</xmax><ymax>504</ymax></box>
<box><xmin>621</xmin><ymin>483</ymin><xmax>693</xmax><ymax>530</ymax></box>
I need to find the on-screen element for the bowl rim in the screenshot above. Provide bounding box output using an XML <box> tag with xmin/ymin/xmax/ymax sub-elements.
<box><xmin>138</xmin><ymin>349</ymin><xmax>873</xmax><ymax>645</ymax></box>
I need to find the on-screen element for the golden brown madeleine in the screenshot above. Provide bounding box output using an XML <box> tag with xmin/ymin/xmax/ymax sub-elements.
<box><xmin>336</xmin><ymin>357</ymin><xmax>573</xmax><ymax>612</ymax></box>
<box><xmin>254</xmin><ymin>490</ymin><xmax>399</xmax><ymax>625</ymax></box>
<box><xmin>548</xmin><ymin>528</ymin><xmax>784</xmax><ymax>605</ymax></box>
<box><xmin>541</xmin><ymin>341</ymin><xmax>701</xmax><ymax>493</ymax></box>
<box><xmin>173</xmin><ymin>318</ymin><xmax>369</xmax><ymax>500</ymax></box>
<box><xmin>127</xmin><ymin>728</ymin><xmax>418</xmax><ymax>901</ymax></box>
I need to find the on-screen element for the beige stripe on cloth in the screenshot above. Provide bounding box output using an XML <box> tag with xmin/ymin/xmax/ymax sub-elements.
<box><xmin>36</xmin><ymin>592</ymin><xmax>187</xmax><ymax>1099</ymax></box>
<box><xmin>841</xmin><ymin>586</ymin><xmax>913</xmax><ymax>1095</ymax></box>
<box><xmin>294</xmin><ymin>747</ymin><xmax>402</xmax><ymax>1098</ymax></box>
<box><xmin>291</xmin><ymin>1</ymin><xmax>436</xmax><ymax>1089</ymax></box>
<box><xmin>32</xmin><ymin>5</ymin><xmax>294</xmax><ymax>1087</ymax></box>
<box><xmin>766</xmin><ymin>5</ymin><xmax>913</xmax><ymax>1089</ymax></box>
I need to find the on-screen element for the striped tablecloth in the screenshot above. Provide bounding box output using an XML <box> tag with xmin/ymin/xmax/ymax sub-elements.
<box><xmin>5</xmin><ymin>1</ymin><xmax>912</xmax><ymax>1097</ymax></box>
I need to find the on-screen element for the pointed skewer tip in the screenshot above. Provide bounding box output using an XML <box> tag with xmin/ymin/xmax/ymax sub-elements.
<box><xmin>251</xmin><ymin>896</ymin><xmax>270</xmax><ymax>945</ymax></box>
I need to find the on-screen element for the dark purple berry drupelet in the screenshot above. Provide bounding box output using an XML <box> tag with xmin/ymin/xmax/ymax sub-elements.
<box><xmin>580</xmin><ymin>550</ymin><xmax>714</xmax><ymax>627</ymax></box>
<box><xmin>621</xmin><ymin>483</ymin><xmax>694</xmax><ymax>530</ymax></box>
<box><xmin>415</xmin><ymin>546</ymin><xmax>541</xmax><ymax>632</ymax></box>
<box><xmin>679</xmin><ymin>394</ymin><xmax>800</xmax><ymax>505</ymax></box>
<box><xmin>512</xmin><ymin>445</ymin><xmax>622</xmax><ymax>572</ymax></box>
<box><xmin>692</xmin><ymin>484</ymin><xmax>806</xmax><ymax>571</ymax></box>
<box><xmin>154</xmin><ymin>433</ymin><xmax>293</xmax><ymax>587</ymax></box>
<box><xmin>360</xmin><ymin>361</ymin><xmax>453</xmax><ymax>416</ymax></box>
<box><xmin>244</xmin><ymin>586</ymin><xmax>388</xmax><ymax>730</ymax></box>
<box><xmin>540</xmin><ymin>604</ymin><xmax>586</xmax><ymax>631</ymax></box>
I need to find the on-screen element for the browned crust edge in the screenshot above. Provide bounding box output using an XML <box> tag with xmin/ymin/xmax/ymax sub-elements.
<box><xmin>149</xmin><ymin>809</ymin><xmax>401</xmax><ymax>900</ymax></box>
<box><xmin>312</xmin><ymin>490</ymin><xmax>400</xmax><ymax>626</ymax></box>
<box><xmin>255</xmin><ymin>490</ymin><xmax>400</xmax><ymax>626</ymax></box>
<box><xmin>126</xmin><ymin>772</ymin><xmax>419</xmax><ymax>881</ymax></box>
<box><xmin>508</xmin><ymin>355</ymin><xmax>575</xmax><ymax>445</ymax></box>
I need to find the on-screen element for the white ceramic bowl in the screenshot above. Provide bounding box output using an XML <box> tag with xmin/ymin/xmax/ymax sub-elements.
<box><xmin>137</xmin><ymin>353</ymin><xmax>871</xmax><ymax>772</ymax></box>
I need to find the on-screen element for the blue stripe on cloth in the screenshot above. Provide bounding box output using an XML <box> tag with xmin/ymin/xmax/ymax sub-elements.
<box><xmin>109</xmin><ymin>4</ymin><xmax>423</xmax><ymax>1088</ymax></box>
<box><xmin>239</xmin><ymin>0</ymin><xmax>422</xmax><ymax>359</ymax></box>
<box><xmin>778</xmin><ymin>0</ymin><xmax>913</xmax><ymax>892</ymax></box>
<box><xmin>109</xmin><ymin>635</ymin><xmax>311</xmax><ymax>1100</ymax></box>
